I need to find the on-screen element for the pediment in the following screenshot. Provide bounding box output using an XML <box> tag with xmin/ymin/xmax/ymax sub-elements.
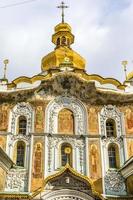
<box><xmin>43</xmin><ymin>165</ymin><xmax>102</xmax><ymax>200</ymax></box>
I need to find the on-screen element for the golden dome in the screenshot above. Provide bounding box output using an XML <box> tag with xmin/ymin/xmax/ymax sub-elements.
<box><xmin>41</xmin><ymin>22</ymin><xmax>86</xmax><ymax>71</ymax></box>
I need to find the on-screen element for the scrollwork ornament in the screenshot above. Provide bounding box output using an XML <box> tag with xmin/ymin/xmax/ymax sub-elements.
<box><xmin>105</xmin><ymin>170</ymin><xmax>126</xmax><ymax>194</ymax></box>
<box><xmin>46</xmin><ymin>96</ymin><xmax>86</xmax><ymax>135</ymax></box>
<box><xmin>10</xmin><ymin>102</ymin><xmax>33</xmax><ymax>135</ymax></box>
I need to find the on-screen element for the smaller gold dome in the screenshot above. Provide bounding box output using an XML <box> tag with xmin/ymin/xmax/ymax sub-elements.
<box><xmin>41</xmin><ymin>22</ymin><xmax>86</xmax><ymax>71</ymax></box>
<box><xmin>52</xmin><ymin>23</ymin><xmax>74</xmax><ymax>47</ymax></box>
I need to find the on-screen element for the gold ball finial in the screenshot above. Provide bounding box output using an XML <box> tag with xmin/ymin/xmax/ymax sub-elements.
<box><xmin>64</xmin><ymin>147</ymin><xmax>71</xmax><ymax>154</ymax></box>
<box><xmin>3</xmin><ymin>59</ymin><xmax>9</xmax><ymax>65</ymax></box>
<box><xmin>122</xmin><ymin>60</ymin><xmax>128</xmax><ymax>66</ymax></box>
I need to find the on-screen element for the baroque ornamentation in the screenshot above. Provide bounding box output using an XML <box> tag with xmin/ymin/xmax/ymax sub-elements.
<box><xmin>45</xmin><ymin>96</ymin><xmax>87</xmax><ymax>135</ymax></box>
<box><xmin>5</xmin><ymin>169</ymin><xmax>28</xmax><ymax>192</ymax></box>
<box><xmin>104</xmin><ymin>170</ymin><xmax>126</xmax><ymax>195</ymax></box>
<box><xmin>100</xmin><ymin>105</ymin><xmax>122</xmax><ymax>138</ymax></box>
<box><xmin>101</xmin><ymin>136</ymin><xmax>123</xmax><ymax>147</ymax></box>
<box><xmin>10</xmin><ymin>102</ymin><xmax>33</xmax><ymax>134</ymax></box>
<box><xmin>46</xmin><ymin>135</ymin><xmax>85</xmax><ymax>174</ymax></box>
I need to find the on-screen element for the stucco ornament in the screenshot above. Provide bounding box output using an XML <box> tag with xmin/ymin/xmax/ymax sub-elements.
<box><xmin>105</xmin><ymin>170</ymin><xmax>126</xmax><ymax>195</ymax></box>
<box><xmin>46</xmin><ymin>135</ymin><xmax>86</xmax><ymax>175</ymax></box>
<box><xmin>100</xmin><ymin>105</ymin><xmax>123</xmax><ymax>137</ymax></box>
<box><xmin>45</xmin><ymin>96</ymin><xmax>87</xmax><ymax>135</ymax></box>
<box><xmin>10</xmin><ymin>102</ymin><xmax>33</xmax><ymax>135</ymax></box>
<box><xmin>5</xmin><ymin>169</ymin><xmax>28</xmax><ymax>192</ymax></box>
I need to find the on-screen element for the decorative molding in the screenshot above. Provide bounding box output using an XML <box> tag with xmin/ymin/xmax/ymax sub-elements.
<box><xmin>40</xmin><ymin>189</ymin><xmax>94</xmax><ymax>200</ymax></box>
<box><xmin>45</xmin><ymin>96</ymin><xmax>87</xmax><ymax>135</ymax></box>
<box><xmin>5</xmin><ymin>168</ymin><xmax>28</xmax><ymax>192</ymax></box>
<box><xmin>46</xmin><ymin>135</ymin><xmax>86</xmax><ymax>175</ymax></box>
<box><xmin>100</xmin><ymin>105</ymin><xmax>122</xmax><ymax>138</ymax></box>
<box><xmin>104</xmin><ymin>170</ymin><xmax>126</xmax><ymax>195</ymax></box>
<box><xmin>10</xmin><ymin>102</ymin><xmax>33</xmax><ymax>135</ymax></box>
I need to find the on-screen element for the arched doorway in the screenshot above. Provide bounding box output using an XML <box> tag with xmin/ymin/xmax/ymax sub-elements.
<box><xmin>41</xmin><ymin>189</ymin><xmax>95</xmax><ymax>200</ymax></box>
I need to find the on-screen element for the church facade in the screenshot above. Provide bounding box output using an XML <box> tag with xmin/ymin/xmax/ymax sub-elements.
<box><xmin>0</xmin><ymin>4</ymin><xmax>133</xmax><ymax>200</ymax></box>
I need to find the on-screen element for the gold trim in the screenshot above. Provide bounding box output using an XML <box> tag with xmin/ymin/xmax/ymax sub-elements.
<box><xmin>127</xmin><ymin>71</ymin><xmax>133</xmax><ymax>81</ymax></box>
<box><xmin>7</xmin><ymin>74</ymin><xmax>52</xmax><ymax>89</ymax></box>
<box><xmin>81</xmin><ymin>72</ymin><xmax>126</xmax><ymax>90</ymax></box>
<box><xmin>7</xmin><ymin>70</ymin><xmax>126</xmax><ymax>91</ymax></box>
<box><xmin>43</xmin><ymin>164</ymin><xmax>104</xmax><ymax>200</ymax></box>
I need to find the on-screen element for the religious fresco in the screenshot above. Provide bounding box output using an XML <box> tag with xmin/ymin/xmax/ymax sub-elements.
<box><xmin>31</xmin><ymin>138</ymin><xmax>44</xmax><ymax>191</ymax></box>
<box><xmin>88</xmin><ymin>107</ymin><xmax>99</xmax><ymax>134</ymax></box>
<box><xmin>0</xmin><ymin>136</ymin><xmax>6</xmax><ymax>150</ymax></box>
<box><xmin>58</xmin><ymin>108</ymin><xmax>74</xmax><ymax>134</ymax></box>
<box><xmin>35</xmin><ymin>106</ymin><xmax>44</xmax><ymax>133</ymax></box>
<box><xmin>127</xmin><ymin>140</ymin><xmax>133</xmax><ymax>158</ymax></box>
<box><xmin>125</xmin><ymin>108</ymin><xmax>133</xmax><ymax>134</ymax></box>
<box><xmin>0</xmin><ymin>168</ymin><xmax>6</xmax><ymax>191</ymax></box>
<box><xmin>89</xmin><ymin>142</ymin><xmax>101</xmax><ymax>179</ymax></box>
<box><xmin>33</xmin><ymin>143</ymin><xmax>42</xmax><ymax>178</ymax></box>
<box><xmin>0</xmin><ymin>104</ymin><xmax>9</xmax><ymax>131</ymax></box>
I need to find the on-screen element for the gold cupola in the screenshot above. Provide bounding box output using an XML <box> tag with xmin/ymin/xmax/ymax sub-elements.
<box><xmin>41</xmin><ymin>2</ymin><xmax>86</xmax><ymax>72</ymax></box>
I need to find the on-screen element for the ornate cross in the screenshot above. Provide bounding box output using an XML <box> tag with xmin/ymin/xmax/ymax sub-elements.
<box><xmin>57</xmin><ymin>1</ymin><xmax>69</xmax><ymax>23</ymax></box>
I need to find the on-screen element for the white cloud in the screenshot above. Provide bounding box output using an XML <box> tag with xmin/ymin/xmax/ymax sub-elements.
<box><xmin>0</xmin><ymin>0</ymin><xmax>133</xmax><ymax>82</ymax></box>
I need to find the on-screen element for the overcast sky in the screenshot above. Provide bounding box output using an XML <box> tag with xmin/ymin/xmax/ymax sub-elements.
<box><xmin>0</xmin><ymin>0</ymin><xmax>133</xmax><ymax>82</ymax></box>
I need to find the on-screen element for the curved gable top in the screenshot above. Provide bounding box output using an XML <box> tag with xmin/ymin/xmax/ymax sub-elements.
<box><xmin>43</xmin><ymin>164</ymin><xmax>103</xmax><ymax>200</ymax></box>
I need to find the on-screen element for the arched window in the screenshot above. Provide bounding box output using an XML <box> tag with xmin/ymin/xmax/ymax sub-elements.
<box><xmin>108</xmin><ymin>144</ymin><xmax>119</xmax><ymax>169</ymax></box>
<box><xmin>61</xmin><ymin>143</ymin><xmax>72</xmax><ymax>166</ymax></box>
<box><xmin>58</xmin><ymin>109</ymin><xmax>74</xmax><ymax>134</ymax></box>
<box><xmin>57</xmin><ymin>37</ymin><xmax>60</xmax><ymax>46</ymax></box>
<box><xmin>18</xmin><ymin>116</ymin><xmax>27</xmax><ymax>135</ymax></box>
<box><xmin>61</xmin><ymin>36</ymin><xmax>67</xmax><ymax>46</ymax></box>
<box><xmin>16</xmin><ymin>141</ymin><xmax>25</xmax><ymax>167</ymax></box>
<box><xmin>106</xmin><ymin>119</ymin><xmax>116</xmax><ymax>137</ymax></box>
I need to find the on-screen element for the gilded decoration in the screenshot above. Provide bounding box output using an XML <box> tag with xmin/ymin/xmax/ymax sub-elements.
<box><xmin>0</xmin><ymin>104</ymin><xmax>9</xmax><ymax>131</ymax></box>
<box><xmin>43</xmin><ymin>164</ymin><xmax>103</xmax><ymax>200</ymax></box>
<box><xmin>41</xmin><ymin>21</ymin><xmax>85</xmax><ymax>71</ymax></box>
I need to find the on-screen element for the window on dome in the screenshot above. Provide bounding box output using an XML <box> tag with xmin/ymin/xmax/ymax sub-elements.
<box><xmin>16</xmin><ymin>141</ymin><xmax>25</xmax><ymax>167</ymax></box>
<box><xmin>106</xmin><ymin>119</ymin><xmax>116</xmax><ymax>137</ymax></box>
<box><xmin>57</xmin><ymin>37</ymin><xmax>60</xmax><ymax>46</ymax></box>
<box><xmin>18</xmin><ymin>116</ymin><xmax>27</xmax><ymax>135</ymax></box>
<box><xmin>61</xmin><ymin>143</ymin><xmax>72</xmax><ymax>166</ymax></box>
<box><xmin>108</xmin><ymin>144</ymin><xmax>119</xmax><ymax>169</ymax></box>
<box><xmin>61</xmin><ymin>36</ymin><xmax>67</xmax><ymax>45</ymax></box>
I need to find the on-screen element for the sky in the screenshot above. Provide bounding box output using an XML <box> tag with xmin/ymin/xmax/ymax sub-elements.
<box><xmin>0</xmin><ymin>0</ymin><xmax>133</xmax><ymax>82</ymax></box>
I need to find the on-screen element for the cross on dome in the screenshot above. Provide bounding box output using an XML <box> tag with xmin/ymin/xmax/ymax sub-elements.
<box><xmin>57</xmin><ymin>1</ymin><xmax>69</xmax><ymax>23</ymax></box>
